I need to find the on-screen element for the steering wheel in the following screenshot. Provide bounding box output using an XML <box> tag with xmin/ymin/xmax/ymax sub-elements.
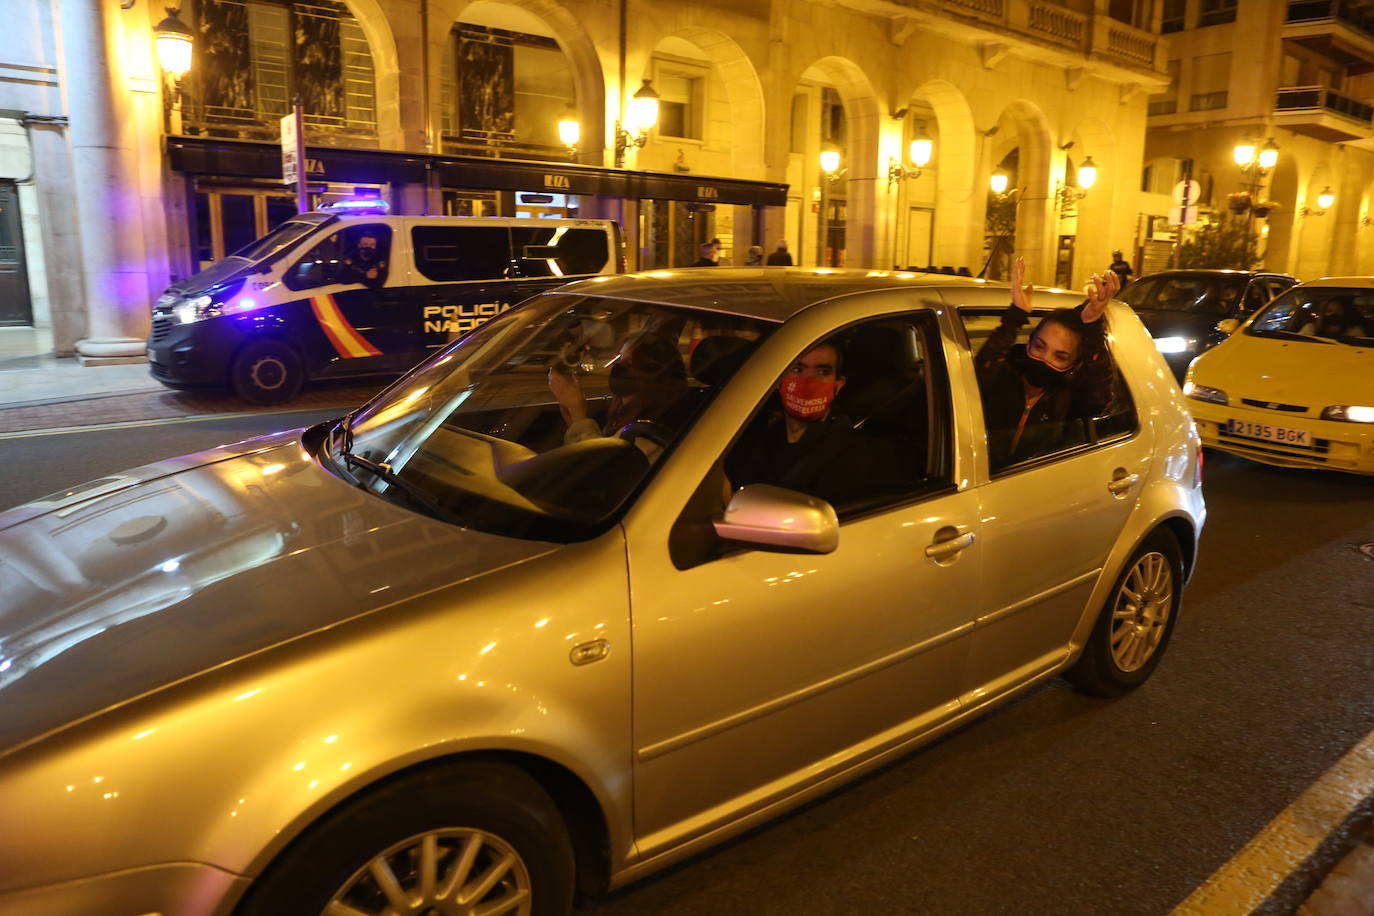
<box><xmin>615</xmin><ymin>419</ymin><xmax>674</xmax><ymax>451</ymax></box>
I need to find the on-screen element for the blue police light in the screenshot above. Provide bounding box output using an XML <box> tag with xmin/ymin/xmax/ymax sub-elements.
<box><xmin>319</xmin><ymin>197</ymin><xmax>391</xmax><ymax>215</ymax></box>
<box><xmin>237</xmin><ymin>297</ymin><xmax>258</xmax><ymax>311</ymax></box>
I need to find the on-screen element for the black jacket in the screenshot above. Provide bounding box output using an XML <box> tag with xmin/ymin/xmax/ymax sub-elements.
<box><xmin>765</xmin><ymin>250</ymin><xmax>793</xmax><ymax>266</ymax></box>
<box><xmin>974</xmin><ymin>305</ymin><xmax>1114</xmax><ymax>469</ymax></box>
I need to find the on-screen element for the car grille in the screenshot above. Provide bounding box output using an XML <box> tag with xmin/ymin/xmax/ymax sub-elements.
<box><xmin>149</xmin><ymin>359</ymin><xmax>171</xmax><ymax>380</ymax></box>
<box><xmin>150</xmin><ymin>315</ymin><xmax>172</xmax><ymax>342</ymax></box>
<box><xmin>1240</xmin><ymin>397</ymin><xmax>1308</xmax><ymax>413</ymax></box>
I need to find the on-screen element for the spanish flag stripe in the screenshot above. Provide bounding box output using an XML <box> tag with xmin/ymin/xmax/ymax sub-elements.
<box><xmin>309</xmin><ymin>295</ymin><xmax>382</xmax><ymax>358</ymax></box>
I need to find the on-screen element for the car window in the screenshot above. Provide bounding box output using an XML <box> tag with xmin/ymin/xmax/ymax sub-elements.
<box><xmin>411</xmin><ymin>226</ymin><xmax>512</xmax><ymax>282</ymax></box>
<box><xmin>335</xmin><ymin>294</ymin><xmax>775</xmax><ymax>542</ymax></box>
<box><xmin>721</xmin><ymin>313</ymin><xmax>953</xmax><ymax>518</ymax></box>
<box><xmin>284</xmin><ymin>224</ymin><xmax>392</xmax><ymax>292</ymax></box>
<box><xmin>512</xmin><ymin>227</ymin><xmax>610</xmax><ymax>278</ymax></box>
<box><xmin>961</xmin><ymin>308</ymin><xmax>1137</xmax><ymax>474</ymax></box>
<box><xmin>1248</xmin><ymin>286</ymin><xmax>1374</xmax><ymax>346</ymax></box>
<box><xmin>1117</xmin><ymin>276</ymin><xmax>1161</xmax><ymax>309</ymax></box>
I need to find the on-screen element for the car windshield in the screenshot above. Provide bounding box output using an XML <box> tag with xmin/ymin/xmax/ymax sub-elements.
<box><xmin>174</xmin><ymin>216</ymin><xmax>332</xmax><ymax>292</ymax></box>
<box><xmin>1247</xmin><ymin>287</ymin><xmax>1374</xmax><ymax>346</ymax></box>
<box><xmin>1119</xmin><ymin>274</ymin><xmax>1246</xmax><ymax>313</ymax></box>
<box><xmin>328</xmin><ymin>293</ymin><xmax>775</xmax><ymax>541</ymax></box>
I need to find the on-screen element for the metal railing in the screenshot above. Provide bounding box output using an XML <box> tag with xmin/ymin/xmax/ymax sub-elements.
<box><xmin>1275</xmin><ymin>84</ymin><xmax>1374</xmax><ymax>123</ymax></box>
<box><xmin>1287</xmin><ymin>0</ymin><xmax>1374</xmax><ymax>38</ymax></box>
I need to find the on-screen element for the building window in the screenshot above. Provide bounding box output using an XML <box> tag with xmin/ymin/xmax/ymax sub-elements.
<box><xmin>1148</xmin><ymin>59</ymin><xmax>1181</xmax><ymax>116</ymax></box>
<box><xmin>1109</xmin><ymin>0</ymin><xmax>1147</xmax><ymax>28</ymax></box>
<box><xmin>1190</xmin><ymin>52</ymin><xmax>1231</xmax><ymax>111</ymax></box>
<box><xmin>1198</xmin><ymin>0</ymin><xmax>1236</xmax><ymax>27</ymax></box>
<box><xmin>191</xmin><ymin>0</ymin><xmax>377</xmax><ymax>143</ymax></box>
<box><xmin>654</xmin><ymin>68</ymin><xmax>704</xmax><ymax>140</ymax></box>
<box><xmin>441</xmin><ymin>24</ymin><xmax>574</xmax><ymax>157</ymax></box>
<box><xmin>1161</xmin><ymin>0</ymin><xmax>1186</xmax><ymax>32</ymax></box>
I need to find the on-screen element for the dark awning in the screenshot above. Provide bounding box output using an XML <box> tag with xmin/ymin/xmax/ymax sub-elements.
<box><xmin>167</xmin><ymin>137</ymin><xmax>788</xmax><ymax>207</ymax></box>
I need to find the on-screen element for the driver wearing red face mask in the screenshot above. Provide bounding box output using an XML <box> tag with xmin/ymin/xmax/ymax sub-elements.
<box><xmin>725</xmin><ymin>339</ymin><xmax>900</xmax><ymax>510</ymax></box>
<box><xmin>974</xmin><ymin>256</ymin><xmax>1118</xmax><ymax>469</ymax></box>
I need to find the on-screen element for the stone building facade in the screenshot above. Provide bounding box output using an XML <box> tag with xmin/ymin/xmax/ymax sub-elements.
<box><xmin>1</xmin><ymin>0</ymin><xmax>1165</xmax><ymax>360</ymax></box>
<box><xmin>1143</xmin><ymin>0</ymin><xmax>1374</xmax><ymax>279</ymax></box>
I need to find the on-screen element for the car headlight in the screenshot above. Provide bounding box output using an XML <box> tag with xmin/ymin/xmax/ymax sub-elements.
<box><xmin>1320</xmin><ymin>405</ymin><xmax>1374</xmax><ymax>423</ymax></box>
<box><xmin>1182</xmin><ymin>381</ymin><xmax>1228</xmax><ymax>405</ymax></box>
<box><xmin>174</xmin><ymin>294</ymin><xmax>216</xmax><ymax>324</ymax></box>
<box><xmin>1154</xmin><ymin>336</ymin><xmax>1193</xmax><ymax>354</ymax></box>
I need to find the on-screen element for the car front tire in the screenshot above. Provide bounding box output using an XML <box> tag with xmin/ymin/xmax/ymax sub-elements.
<box><xmin>234</xmin><ymin>761</ymin><xmax>576</xmax><ymax>916</ymax></box>
<box><xmin>1066</xmin><ymin>529</ymin><xmax>1184</xmax><ymax>698</ymax></box>
<box><xmin>230</xmin><ymin>339</ymin><xmax>304</xmax><ymax>405</ymax></box>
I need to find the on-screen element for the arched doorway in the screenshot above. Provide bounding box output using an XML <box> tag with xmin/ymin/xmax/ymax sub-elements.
<box><xmin>983</xmin><ymin>101</ymin><xmax>1052</xmax><ymax>280</ymax></box>
<box><xmin>896</xmin><ymin>80</ymin><xmax>976</xmax><ymax>273</ymax></box>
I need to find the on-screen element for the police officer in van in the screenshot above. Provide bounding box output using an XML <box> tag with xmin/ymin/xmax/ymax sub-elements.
<box><xmin>337</xmin><ymin>229</ymin><xmax>389</xmax><ymax>289</ymax></box>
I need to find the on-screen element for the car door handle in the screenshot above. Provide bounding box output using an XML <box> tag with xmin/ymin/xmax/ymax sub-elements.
<box><xmin>925</xmin><ymin>530</ymin><xmax>975</xmax><ymax>560</ymax></box>
<box><xmin>1107</xmin><ymin>472</ymin><xmax>1140</xmax><ymax>495</ymax></box>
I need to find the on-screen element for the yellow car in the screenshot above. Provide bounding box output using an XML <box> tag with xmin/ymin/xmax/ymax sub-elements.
<box><xmin>1184</xmin><ymin>276</ymin><xmax>1374</xmax><ymax>473</ymax></box>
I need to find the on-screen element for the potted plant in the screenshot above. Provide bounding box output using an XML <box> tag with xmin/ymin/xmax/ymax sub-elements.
<box><xmin>1227</xmin><ymin>191</ymin><xmax>1251</xmax><ymax>214</ymax></box>
<box><xmin>1253</xmin><ymin>200</ymin><xmax>1280</xmax><ymax>218</ymax></box>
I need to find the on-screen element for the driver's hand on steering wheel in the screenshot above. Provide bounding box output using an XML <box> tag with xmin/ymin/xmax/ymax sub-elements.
<box><xmin>548</xmin><ymin>366</ymin><xmax>587</xmax><ymax>425</ymax></box>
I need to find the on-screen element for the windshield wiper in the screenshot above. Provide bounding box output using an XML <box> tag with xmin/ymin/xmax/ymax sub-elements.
<box><xmin>1253</xmin><ymin>329</ymin><xmax>1334</xmax><ymax>344</ymax></box>
<box><xmin>342</xmin><ymin>452</ymin><xmax>466</xmax><ymax>527</ymax></box>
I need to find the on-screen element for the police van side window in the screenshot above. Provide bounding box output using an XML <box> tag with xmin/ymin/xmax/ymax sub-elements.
<box><xmin>512</xmin><ymin>227</ymin><xmax>610</xmax><ymax>278</ymax></box>
<box><xmin>412</xmin><ymin>226</ymin><xmax>512</xmax><ymax>282</ymax></box>
<box><xmin>284</xmin><ymin>224</ymin><xmax>392</xmax><ymax>292</ymax></box>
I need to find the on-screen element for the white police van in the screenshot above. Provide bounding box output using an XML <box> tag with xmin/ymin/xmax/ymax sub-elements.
<box><xmin>146</xmin><ymin>200</ymin><xmax>624</xmax><ymax>403</ymax></box>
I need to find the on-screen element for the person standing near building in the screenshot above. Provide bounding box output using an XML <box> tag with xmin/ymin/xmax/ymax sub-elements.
<box><xmin>745</xmin><ymin>245</ymin><xmax>764</xmax><ymax>266</ymax></box>
<box><xmin>1109</xmin><ymin>250</ymin><xmax>1134</xmax><ymax>287</ymax></box>
<box><xmin>690</xmin><ymin>241</ymin><xmax>720</xmax><ymax>267</ymax></box>
<box><xmin>766</xmin><ymin>241</ymin><xmax>793</xmax><ymax>265</ymax></box>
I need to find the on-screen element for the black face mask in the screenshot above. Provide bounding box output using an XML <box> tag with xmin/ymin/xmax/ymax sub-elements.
<box><xmin>1012</xmin><ymin>345</ymin><xmax>1069</xmax><ymax>389</ymax></box>
<box><xmin>356</xmin><ymin>246</ymin><xmax>378</xmax><ymax>263</ymax></box>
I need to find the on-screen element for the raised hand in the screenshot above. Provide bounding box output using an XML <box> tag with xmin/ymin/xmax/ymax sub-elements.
<box><xmin>1082</xmin><ymin>269</ymin><xmax>1121</xmax><ymax>324</ymax></box>
<box><xmin>1010</xmin><ymin>255</ymin><xmax>1034</xmax><ymax>313</ymax></box>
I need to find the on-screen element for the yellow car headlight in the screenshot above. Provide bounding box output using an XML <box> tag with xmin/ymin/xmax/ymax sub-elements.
<box><xmin>1320</xmin><ymin>405</ymin><xmax>1374</xmax><ymax>423</ymax></box>
<box><xmin>1182</xmin><ymin>381</ymin><xmax>1228</xmax><ymax>405</ymax></box>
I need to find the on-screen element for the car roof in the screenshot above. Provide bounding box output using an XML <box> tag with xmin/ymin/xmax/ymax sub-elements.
<box><xmin>555</xmin><ymin>267</ymin><xmax>1024</xmax><ymax>321</ymax></box>
<box><xmin>1294</xmin><ymin>276</ymin><xmax>1374</xmax><ymax>289</ymax></box>
<box><xmin>1130</xmin><ymin>269</ymin><xmax>1290</xmax><ymax>280</ymax></box>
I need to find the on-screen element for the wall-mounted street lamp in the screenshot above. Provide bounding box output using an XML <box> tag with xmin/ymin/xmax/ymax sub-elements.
<box><xmin>1056</xmin><ymin>155</ymin><xmax>1098</xmax><ymax>213</ymax></box>
<box><xmin>818</xmin><ymin>148</ymin><xmax>845</xmax><ymax>266</ymax></box>
<box><xmin>557</xmin><ymin>105</ymin><xmax>580</xmax><ymax>157</ymax></box>
<box><xmin>888</xmin><ymin>132</ymin><xmax>934</xmax><ymax>186</ymax></box>
<box><xmin>613</xmin><ymin>80</ymin><xmax>660</xmax><ymax>168</ymax></box>
<box><xmin>989</xmin><ymin>170</ymin><xmax>1010</xmax><ymax>195</ymax></box>
<box><xmin>154</xmin><ymin>7</ymin><xmax>194</xmax><ymax>76</ymax></box>
<box><xmin>1302</xmin><ymin>186</ymin><xmax>1336</xmax><ymax>216</ymax></box>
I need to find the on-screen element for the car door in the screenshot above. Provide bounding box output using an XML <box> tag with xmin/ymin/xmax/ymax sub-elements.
<box><xmin>958</xmin><ymin>304</ymin><xmax>1151</xmax><ymax>698</ymax></box>
<box><xmin>623</xmin><ymin>301</ymin><xmax>983</xmax><ymax>857</ymax></box>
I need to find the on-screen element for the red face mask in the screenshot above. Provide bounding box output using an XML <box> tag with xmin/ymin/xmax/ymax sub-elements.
<box><xmin>780</xmin><ymin>375</ymin><xmax>837</xmax><ymax>421</ymax></box>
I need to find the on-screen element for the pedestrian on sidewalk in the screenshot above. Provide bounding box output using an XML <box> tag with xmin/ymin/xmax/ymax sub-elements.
<box><xmin>766</xmin><ymin>241</ymin><xmax>793</xmax><ymax>266</ymax></box>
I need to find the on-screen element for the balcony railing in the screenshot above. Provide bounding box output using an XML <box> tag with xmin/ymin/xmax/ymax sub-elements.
<box><xmin>925</xmin><ymin>0</ymin><xmax>1160</xmax><ymax>70</ymax></box>
<box><xmin>1027</xmin><ymin>1</ymin><xmax>1086</xmax><ymax>46</ymax></box>
<box><xmin>1275</xmin><ymin>85</ymin><xmax>1374</xmax><ymax>123</ymax></box>
<box><xmin>1148</xmin><ymin>99</ymin><xmax>1179</xmax><ymax>116</ymax></box>
<box><xmin>1287</xmin><ymin>0</ymin><xmax>1374</xmax><ymax>38</ymax></box>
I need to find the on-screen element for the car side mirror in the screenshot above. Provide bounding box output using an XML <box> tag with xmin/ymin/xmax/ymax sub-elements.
<box><xmin>712</xmin><ymin>483</ymin><xmax>839</xmax><ymax>554</ymax></box>
<box><xmin>1215</xmin><ymin>318</ymin><xmax>1240</xmax><ymax>335</ymax></box>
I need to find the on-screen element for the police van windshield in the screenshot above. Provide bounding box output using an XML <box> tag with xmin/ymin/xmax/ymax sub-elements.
<box><xmin>177</xmin><ymin>215</ymin><xmax>334</xmax><ymax>292</ymax></box>
<box><xmin>329</xmin><ymin>293</ymin><xmax>775</xmax><ymax>542</ymax></box>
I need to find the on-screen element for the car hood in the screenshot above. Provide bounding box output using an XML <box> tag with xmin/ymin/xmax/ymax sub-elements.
<box><xmin>1192</xmin><ymin>334</ymin><xmax>1374</xmax><ymax>404</ymax></box>
<box><xmin>0</xmin><ymin>430</ymin><xmax>558</xmax><ymax>756</ymax></box>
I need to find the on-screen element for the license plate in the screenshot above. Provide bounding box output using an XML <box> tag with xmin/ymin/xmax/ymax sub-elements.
<box><xmin>1226</xmin><ymin>418</ymin><xmax>1311</xmax><ymax>446</ymax></box>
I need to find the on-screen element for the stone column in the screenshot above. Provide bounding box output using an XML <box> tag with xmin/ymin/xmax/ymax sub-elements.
<box><xmin>62</xmin><ymin>0</ymin><xmax>151</xmax><ymax>360</ymax></box>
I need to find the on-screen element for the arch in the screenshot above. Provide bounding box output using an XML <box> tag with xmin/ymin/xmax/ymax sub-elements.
<box><xmin>906</xmin><ymin>79</ymin><xmax>976</xmax><ymax>271</ymax></box>
<box><xmin>795</xmin><ymin>56</ymin><xmax>882</xmax><ymax>266</ymax></box>
<box><xmin>428</xmin><ymin>0</ymin><xmax>607</xmax><ymax>161</ymax></box>
<box><xmin>1263</xmin><ymin>153</ymin><xmax>1299</xmax><ymax>273</ymax></box>
<box><xmin>342</xmin><ymin>0</ymin><xmax>402</xmax><ymax>147</ymax></box>
<box><xmin>645</xmin><ymin>28</ymin><xmax>766</xmax><ymax>180</ymax></box>
<box><xmin>986</xmin><ymin>99</ymin><xmax>1053</xmax><ymax>279</ymax></box>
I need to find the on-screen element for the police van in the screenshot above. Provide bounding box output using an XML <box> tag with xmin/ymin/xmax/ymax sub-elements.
<box><xmin>146</xmin><ymin>200</ymin><xmax>624</xmax><ymax>403</ymax></box>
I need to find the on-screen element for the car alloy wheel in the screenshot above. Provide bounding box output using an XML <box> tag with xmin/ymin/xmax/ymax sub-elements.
<box><xmin>1109</xmin><ymin>549</ymin><xmax>1173</xmax><ymax>673</ymax></box>
<box><xmin>326</xmin><ymin>827</ymin><xmax>532</xmax><ymax>915</ymax></box>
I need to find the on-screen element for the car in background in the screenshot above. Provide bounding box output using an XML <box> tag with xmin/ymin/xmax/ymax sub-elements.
<box><xmin>0</xmin><ymin>270</ymin><xmax>1204</xmax><ymax>915</ymax></box>
<box><xmin>1184</xmin><ymin>277</ymin><xmax>1374</xmax><ymax>474</ymax></box>
<box><xmin>1118</xmin><ymin>269</ymin><xmax>1297</xmax><ymax>380</ymax></box>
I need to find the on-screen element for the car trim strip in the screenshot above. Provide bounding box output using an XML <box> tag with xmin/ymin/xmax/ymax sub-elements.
<box><xmin>972</xmin><ymin>569</ymin><xmax>1102</xmax><ymax>629</ymax></box>
<box><xmin>309</xmin><ymin>294</ymin><xmax>382</xmax><ymax>359</ymax></box>
<box><xmin>635</xmin><ymin>620</ymin><xmax>976</xmax><ymax>762</ymax></box>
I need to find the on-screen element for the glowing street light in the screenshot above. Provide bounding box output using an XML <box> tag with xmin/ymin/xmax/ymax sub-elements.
<box><xmin>154</xmin><ymin>7</ymin><xmax>194</xmax><ymax>78</ymax></box>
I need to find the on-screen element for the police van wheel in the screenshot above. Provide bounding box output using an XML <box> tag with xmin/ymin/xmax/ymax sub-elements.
<box><xmin>231</xmin><ymin>340</ymin><xmax>304</xmax><ymax>405</ymax></box>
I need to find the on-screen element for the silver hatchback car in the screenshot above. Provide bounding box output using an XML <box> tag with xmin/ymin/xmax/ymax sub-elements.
<box><xmin>0</xmin><ymin>270</ymin><xmax>1204</xmax><ymax>914</ymax></box>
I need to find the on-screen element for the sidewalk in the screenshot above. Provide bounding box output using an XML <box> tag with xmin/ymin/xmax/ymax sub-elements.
<box><xmin>0</xmin><ymin>354</ymin><xmax>379</xmax><ymax>434</ymax></box>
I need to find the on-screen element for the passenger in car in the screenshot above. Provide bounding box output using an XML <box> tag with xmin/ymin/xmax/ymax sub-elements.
<box><xmin>725</xmin><ymin>339</ymin><xmax>901</xmax><ymax>509</ymax></box>
<box><xmin>975</xmin><ymin>257</ymin><xmax>1118</xmax><ymax>468</ymax></box>
<box><xmin>547</xmin><ymin>332</ymin><xmax>689</xmax><ymax>448</ymax></box>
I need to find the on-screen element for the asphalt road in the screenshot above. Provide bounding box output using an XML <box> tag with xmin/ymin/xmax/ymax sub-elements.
<box><xmin>2</xmin><ymin>414</ymin><xmax>1372</xmax><ymax>915</ymax></box>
